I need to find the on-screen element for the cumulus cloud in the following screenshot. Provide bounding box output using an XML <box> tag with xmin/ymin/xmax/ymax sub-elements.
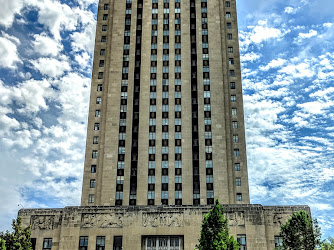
<box><xmin>0</xmin><ymin>0</ymin><xmax>23</xmax><ymax>28</ymax></box>
<box><xmin>260</xmin><ymin>58</ymin><xmax>286</xmax><ymax>71</ymax></box>
<box><xmin>32</xmin><ymin>33</ymin><xmax>63</xmax><ymax>57</ymax></box>
<box><xmin>30</xmin><ymin>57</ymin><xmax>71</xmax><ymax>77</ymax></box>
<box><xmin>299</xmin><ymin>30</ymin><xmax>318</xmax><ymax>39</ymax></box>
<box><xmin>0</xmin><ymin>33</ymin><xmax>21</xmax><ymax>69</ymax></box>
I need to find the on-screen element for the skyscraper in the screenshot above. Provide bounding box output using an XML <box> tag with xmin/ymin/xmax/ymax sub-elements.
<box><xmin>81</xmin><ymin>0</ymin><xmax>249</xmax><ymax>208</ymax></box>
<box><xmin>19</xmin><ymin>0</ymin><xmax>310</xmax><ymax>249</ymax></box>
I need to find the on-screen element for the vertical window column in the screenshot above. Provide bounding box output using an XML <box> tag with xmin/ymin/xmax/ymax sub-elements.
<box><xmin>201</xmin><ymin>0</ymin><xmax>214</xmax><ymax>205</ymax></box>
<box><xmin>174</xmin><ymin>0</ymin><xmax>182</xmax><ymax>206</ymax></box>
<box><xmin>115</xmin><ymin>0</ymin><xmax>132</xmax><ymax>206</ymax></box>
<box><xmin>161</xmin><ymin>0</ymin><xmax>170</xmax><ymax>205</ymax></box>
<box><xmin>129</xmin><ymin>0</ymin><xmax>143</xmax><ymax>205</ymax></box>
<box><xmin>147</xmin><ymin>0</ymin><xmax>158</xmax><ymax>206</ymax></box>
<box><xmin>190</xmin><ymin>0</ymin><xmax>200</xmax><ymax>205</ymax></box>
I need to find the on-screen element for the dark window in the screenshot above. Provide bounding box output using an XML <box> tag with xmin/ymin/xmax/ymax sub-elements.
<box><xmin>42</xmin><ymin>238</ymin><xmax>52</xmax><ymax>250</ymax></box>
<box><xmin>102</xmin><ymin>25</ymin><xmax>107</xmax><ymax>31</ymax></box>
<box><xmin>104</xmin><ymin>4</ymin><xmax>109</xmax><ymax>10</ymax></box>
<box><xmin>79</xmin><ymin>236</ymin><xmax>88</xmax><ymax>250</ymax></box>
<box><xmin>100</xmin><ymin>49</ymin><xmax>105</xmax><ymax>55</ymax></box>
<box><xmin>91</xmin><ymin>165</ymin><xmax>97</xmax><ymax>173</ymax></box>
<box><xmin>96</xmin><ymin>236</ymin><xmax>105</xmax><ymax>250</ymax></box>
<box><xmin>103</xmin><ymin>14</ymin><xmax>108</xmax><ymax>20</ymax></box>
<box><xmin>113</xmin><ymin>236</ymin><xmax>122</xmax><ymax>250</ymax></box>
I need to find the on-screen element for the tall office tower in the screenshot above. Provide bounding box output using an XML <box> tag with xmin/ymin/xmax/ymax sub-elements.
<box><xmin>81</xmin><ymin>0</ymin><xmax>250</xmax><ymax>207</ymax></box>
<box><xmin>19</xmin><ymin>0</ymin><xmax>309</xmax><ymax>249</ymax></box>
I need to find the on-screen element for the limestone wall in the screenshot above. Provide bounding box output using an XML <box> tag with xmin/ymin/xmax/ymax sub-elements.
<box><xmin>19</xmin><ymin>204</ymin><xmax>310</xmax><ymax>250</ymax></box>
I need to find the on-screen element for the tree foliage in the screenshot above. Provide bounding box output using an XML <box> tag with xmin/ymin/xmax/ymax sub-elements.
<box><xmin>196</xmin><ymin>199</ymin><xmax>239</xmax><ymax>250</ymax></box>
<box><xmin>320</xmin><ymin>237</ymin><xmax>334</xmax><ymax>250</ymax></box>
<box><xmin>0</xmin><ymin>217</ymin><xmax>32</xmax><ymax>250</ymax></box>
<box><xmin>280</xmin><ymin>210</ymin><xmax>321</xmax><ymax>250</ymax></box>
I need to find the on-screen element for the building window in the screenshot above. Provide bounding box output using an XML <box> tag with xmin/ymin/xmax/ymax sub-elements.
<box><xmin>98</xmin><ymin>72</ymin><xmax>104</xmax><ymax>79</ymax></box>
<box><xmin>236</xmin><ymin>193</ymin><xmax>242</xmax><ymax>202</ymax></box>
<box><xmin>234</xmin><ymin>163</ymin><xmax>240</xmax><ymax>171</ymax></box>
<box><xmin>100</xmin><ymin>49</ymin><xmax>105</xmax><ymax>56</ymax></box>
<box><xmin>144</xmin><ymin>236</ymin><xmax>182</xmax><ymax>250</ymax></box>
<box><xmin>226</xmin><ymin>1</ymin><xmax>231</xmax><ymax>7</ymax></box>
<box><xmin>228</xmin><ymin>47</ymin><xmax>233</xmax><ymax>53</ymax></box>
<box><xmin>94</xmin><ymin>123</ymin><xmax>100</xmax><ymax>130</ymax></box>
<box><xmin>104</xmin><ymin>4</ymin><xmax>109</xmax><ymax>10</ymax></box>
<box><xmin>233</xmin><ymin>134</ymin><xmax>239</xmax><ymax>143</ymax></box>
<box><xmin>232</xmin><ymin>121</ymin><xmax>238</xmax><ymax>128</ymax></box>
<box><xmin>274</xmin><ymin>236</ymin><xmax>283</xmax><ymax>249</ymax></box>
<box><xmin>232</xmin><ymin>108</ymin><xmax>237</xmax><ymax>116</ymax></box>
<box><xmin>79</xmin><ymin>236</ymin><xmax>89</xmax><ymax>250</ymax></box>
<box><xmin>113</xmin><ymin>236</ymin><xmax>122</xmax><ymax>250</ymax></box>
<box><xmin>229</xmin><ymin>70</ymin><xmax>235</xmax><ymax>77</ymax></box>
<box><xmin>96</xmin><ymin>97</ymin><xmax>102</xmax><ymax>104</ymax></box>
<box><xmin>97</xmin><ymin>84</ymin><xmax>103</xmax><ymax>91</ymax></box>
<box><xmin>231</xmin><ymin>95</ymin><xmax>236</xmax><ymax>102</ymax></box>
<box><xmin>92</xmin><ymin>150</ymin><xmax>98</xmax><ymax>158</ymax></box>
<box><xmin>101</xmin><ymin>36</ymin><xmax>106</xmax><ymax>42</ymax></box>
<box><xmin>227</xmin><ymin>33</ymin><xmax>233</xmax><ymax>40</ymax></box>
<box><xmin>95</xmin><ymin>110</ymin><xmax>101</xmax><ymax>117</ymax></box>
<box><xmin>90</xmin><ymin>179</ymin><xmax>96</xmax><ymax>188</ymax></box>
<box><xmin>230</xmin><ymin>82</ymin><xmax>236</xmax><ymax>89</ymax></box>
<box><xmin>91</xmin><ymin>165</ymin><xmax>97</xmax><ymax>173</ymax></box>
<box><xmin>99</xmin><ymin>60</ymin><xmax>105</xmax><ymax>67</ymax></box>
<box><xmin>236</xmin><ymin>178</ymin><xmax>241</xmax><ymax>186</ymax></box>
<box><xmin>93</xmin><ymin>136</ymin><xmax>99</xmax><ymax>144</ymax></box>
<box><xmin>42</xmin><ymin>238</ymin><xmax>52</xmax><ymax>250</ymax></box>
<box><xmin>226</xmin><ymin>12</ymin><xmax>231</xmax><ymax>18</ymax></box>
<box><xmin>237</xmin><ymin>235</ymin><xmax>246</xmax><ymax>249</ymax></box>
<box><xmin>103</xmin><ymin>14</ymin><xmax>108</xmax><ymax>20</ymax></box>
<box><xmin>234</xmin><ymin>149</ymin><xmax>239</xmax><ymax>157</ymax></box>
<box><xmin>148</xmin><ymin>191</ymin><xmax>155</xmax><ymax>199</ymax></box>
<box><xmin>175</xmin><ymin>191</ymin><xmax>182</xmax><ymax>199</ymax></box>
<box><xmin>96</xmin><ymin>236</ymin><xmax>105</xmax><ymax>250</ymax></box>
<box><xmin>102</xmin><ymin>25</ymin><xmax>107</xmax><ymax>31</ymax></box>
<box><xmin>227</xmin><ymin>22</ymin><xmax>232</xmax><ymax>29</ymax></box>
<box><xmin>229</xmin><ymin>58</ymin><xmax>234</xmax><ymax>64</ymax></box>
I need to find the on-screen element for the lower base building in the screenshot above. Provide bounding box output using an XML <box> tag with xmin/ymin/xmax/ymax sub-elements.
<box><xmin>19</xmin><ymin>204</ymin><xmax>309</xmax><ymax>250</ymax></box>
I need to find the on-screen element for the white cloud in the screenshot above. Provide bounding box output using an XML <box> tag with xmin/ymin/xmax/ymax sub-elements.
<box><xmin>0</xmin><ymin>34</ymin><xmax>21</xmax><ymax>69</ymax></box>
<box><xmin>32</xmin><ymin>33</ymin><xmax>63</xmax><ymax>57</ymax></box>
<box><xmin>30</xmin><ymin>57</ymin><xmax>71</xmax><ymax>77</ymax></box>
<box><xmin>299</xmin><ymin>29</ymin><xmax>318</xmax><ymax>39</ymax></box>
<box><xmin>260</xmin><ymin>58</ymin><xmax>286</xmax><ymax>71</ymax></box>
<box><xmin>284</xmin><ymin>7</ymin><xmax>296</xmax><ymax>14</ymax></box>
<box><xmin>249</xmin><ymin>25</ymin><xmax>283</xmax><ymax>44</ymax></box>
<box><xmin>241</xmin><ymin>52</ymin><xmax>261</xmax><ymax>62</ymax></box>
<box><xmin>279</xmin><ymin>62</ymin><xmax>315</xmax><ymax>78</ymax></box>
<box><xmin>0</xmin><ymin>0</ymin><xmax>23</xmax><ymax>28</ymax></box>
<box><xmin>15</xmin><ymin>79</ymin><xmax>55</xmax><ymax>113</ymax></box>
<box><xmin>0</xmin><ymin>107</ymin><xmax>20</xmax><ymax>137</ymax></box>
<box><xmin>25</xmin><ymin>0</ymin><xmax>78</xmax><ymax>40</ymax></box>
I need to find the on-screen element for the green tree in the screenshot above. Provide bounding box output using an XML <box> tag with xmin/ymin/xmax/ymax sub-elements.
<box><xmin>280</xmin><ymin>210</ymin><xmax>321</xmax><ymax>250</ymax></box>
<box><xmin>0</xmin><ymin>239</ymin><xmax>6</xmax><ymax>250</ymax></box>
<box><xmin>320</xmin><ymin>237</ymin><xmax>334</xmax><ymax>250</ymax></box>
<box><xmin>196</xmin><ymin>199</ymin><xmax>239</xmax><ymax>250</ymax></box>
<box><xmin>0</xmin><ymin>217</ymin><xmax>32</xmax><ymax>250</ymax></box>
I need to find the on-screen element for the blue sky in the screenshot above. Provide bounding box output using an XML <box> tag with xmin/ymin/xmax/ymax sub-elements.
<box><xmin>0</xmin><ymin>0</ymin><xmax>334</xmax><ymax>238</ymax></box>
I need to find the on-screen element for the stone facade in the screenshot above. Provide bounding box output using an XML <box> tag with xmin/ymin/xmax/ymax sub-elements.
<box><xmin>19</xmin><ymin>205</ymin><xmax>310</xmax><ymax>249</ymax></box>
<box><xmin>17</xmin><ymin>0</ymin><xmax>311</xmax><ymax>249</ymax></box>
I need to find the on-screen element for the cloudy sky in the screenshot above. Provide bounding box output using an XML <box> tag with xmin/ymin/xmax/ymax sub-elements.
<box><xmin>1</xmin><ymin>0</ymin><xmax>334</xmax><ymax>238</ymax></box>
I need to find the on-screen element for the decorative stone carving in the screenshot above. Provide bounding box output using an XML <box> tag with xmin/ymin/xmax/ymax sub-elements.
<box><xmin>142</xmin><ymin>212</ymin><xmax>184</xmax><ymax>227</ymax></box>
<box><xmin>227</xmin><ymin>212</ymin><xmax>245</xmax><ymax>226</ymax></box>
<box><xmin>273</xmin><ymin>213</ymin><xmax>284</xmax><ymax>225</ymax></box>
<box><xmin>31</xmin><ymin>215</ymin><xmax>55</xmax><ymax>230</ymax></box>
<box><xmin>81</xmin><ymin>213</ymin><xmax>123</xmax><ymax>228</ymax></box>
